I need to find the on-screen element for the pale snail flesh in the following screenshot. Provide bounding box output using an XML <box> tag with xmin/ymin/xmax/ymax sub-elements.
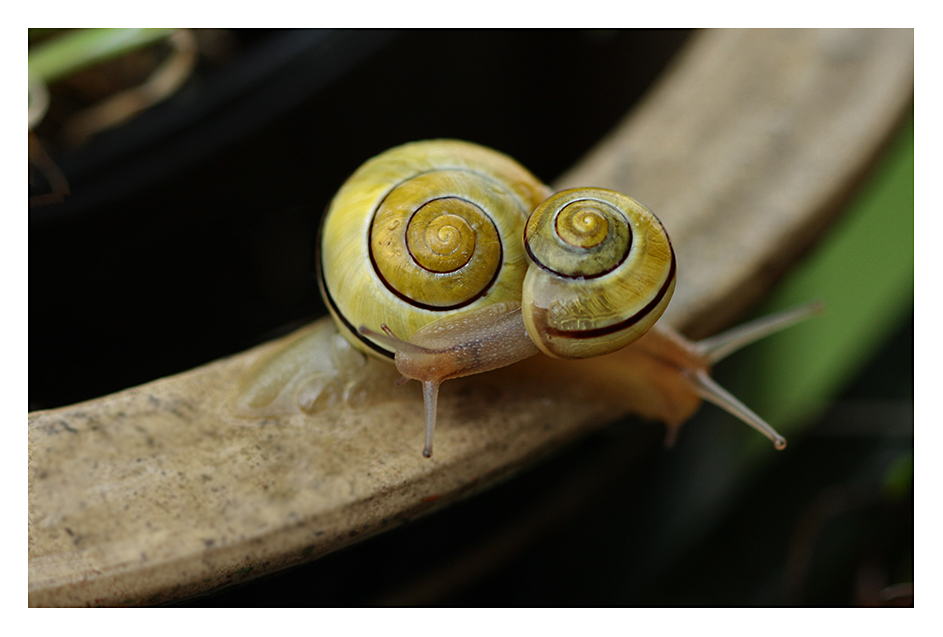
<box><xmin>318</xmin><ymin>139</ymin><xmax>812</xmax><ymax>457</ymax></box>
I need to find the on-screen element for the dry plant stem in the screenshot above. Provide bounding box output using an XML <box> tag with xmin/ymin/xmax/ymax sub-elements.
<box><xmin>29</xmin><ymin>29</ymin><xmax>914</xmax><ymax>607</ymax></box>
<box><xmin>28</xmin><ymin>72</ymin><xmax>50</xmax><ymax>129</ymax></box>
<box><xmin>63</xmin><ymin>29</ymin><xmax>198</xmax><ymax>146</ymax></box>
<box><xmin>29</xmin><ymin>132</ymin><xmax>71</xmax><ymax>207</ymax></box>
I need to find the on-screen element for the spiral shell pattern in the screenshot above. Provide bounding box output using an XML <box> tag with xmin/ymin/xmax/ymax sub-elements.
<box><xmin>522</xmin><ymin>188</ymin><xmax>676</xmax><ymax>359</ymax></box>
<box><xmin>319</xmin><ymin>140</ymin><xmax>551</xmax><ymax>359</ymax></box>
<box><xmin>370</xmin><ymin>172</ymin><xmax>504</xmax><ymax>308</ymax></box>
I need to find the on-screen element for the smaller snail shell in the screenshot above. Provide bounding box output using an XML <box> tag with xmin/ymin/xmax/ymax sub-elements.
<box><xmin>522</xmin><ymin>188</ymin><xmax>677</xmax><ymax>359</ymax></box>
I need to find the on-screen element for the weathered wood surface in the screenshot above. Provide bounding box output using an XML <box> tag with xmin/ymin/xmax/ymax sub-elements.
<box><xmin>28</xmin><ymin>29</ymin><xmax>913</xmax><ymax>607</ymax></box>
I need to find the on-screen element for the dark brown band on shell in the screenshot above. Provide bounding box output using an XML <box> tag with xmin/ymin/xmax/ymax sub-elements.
<box><xmin>523</xmin><ymin>218</ymin><xmax>632</xmax><ymax>280</ymax></box>
<box><xmin>317</xmin><ymin>218</ymin><xmax>395</xmax><ymax>360</ymax></box>
<box><xmin>542</xmin><ymin>243</ymin><xmax>676</xmax><ymax>340</ymax></box>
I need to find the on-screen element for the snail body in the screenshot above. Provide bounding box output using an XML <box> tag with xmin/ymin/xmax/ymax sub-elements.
<box><xmin>319</xmin><ymin>140</ymin><xmax>684</xmax><ymax>456</ymax></box>
<box><xmin>303</xmin><ymin>139</ymin><xmax>810</xmax><ymax>457</ymax></box>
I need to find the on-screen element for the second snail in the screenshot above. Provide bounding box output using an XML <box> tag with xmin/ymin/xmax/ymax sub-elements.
<box><xmin>318</xmin><ymin>139</ymin><xmax>814</xmax><ymax>457</ymax></box>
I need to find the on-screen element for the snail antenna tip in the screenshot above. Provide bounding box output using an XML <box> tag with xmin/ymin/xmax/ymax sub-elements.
<box><xmin>686</xmin><ymin>369</ymin><xmax>787</xmax><ymax>450</ymax></box>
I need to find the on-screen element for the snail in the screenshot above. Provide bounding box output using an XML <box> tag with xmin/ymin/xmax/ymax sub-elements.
<box><xmin>316</xmin><ymin>139</ymin><xmax>816</xmax><ymax>457</ymax></box>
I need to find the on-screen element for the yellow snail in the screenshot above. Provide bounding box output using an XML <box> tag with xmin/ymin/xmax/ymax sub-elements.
<box><xmin>318</xmin><ymin>139</ymin><xmax>815</xmax><ymax>457</ymax></box>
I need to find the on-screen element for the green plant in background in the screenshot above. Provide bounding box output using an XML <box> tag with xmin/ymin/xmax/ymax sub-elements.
<box><xmin>28</xmin><ymin>28</ymin><xmax>177</xmax><ymax>85</ymax></box>
<box><xmin>28</xmin><ymin>28</ymin><xmax>198</xmax><ymax>206</ymax></box>
<box><xmin>746</xmin><ymin>115</ymin><xmax>914</xmax><ymax>436</ymax></box>
<box><xmin>28</xmin><ymin>28</ymin><xmax>181</xmax><ymax>130</ymax></box>
<box><xmin>622</xmin><ymin>114</ymin><xmax>913</xmax><ymax>606</ymax></box>
<box><xmin>656</xmin><ymin>114</ymin><xmax>914</xmax><ymax>606</ymax></box>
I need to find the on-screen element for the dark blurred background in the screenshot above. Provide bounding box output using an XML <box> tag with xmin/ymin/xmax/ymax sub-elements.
<box><xmin>29</xmin><ymin>29</ymin><xmax>690</xmax><ymax>411</ymax></box>
<box><xmin>29</xmin><ymin>29</ymin><xmax>912</xmax><ymax>607</ymax></box>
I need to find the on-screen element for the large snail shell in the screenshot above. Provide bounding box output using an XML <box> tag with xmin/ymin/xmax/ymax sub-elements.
<box><xmin>522</xmin><ymin>188</ymin><xmax>677</xmax><ymax>359</ymax></box>
<box><xmin>318</xmin><ymin>139</ymin><xmax>552</xmax><ymax>359</ymax></box>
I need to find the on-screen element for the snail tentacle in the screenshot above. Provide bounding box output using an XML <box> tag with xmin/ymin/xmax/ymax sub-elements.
<box><xmin>694</xmin><ymin>301</ymin><xmax>824</xmax><ymax>364</ymax></box>
<box><xmin>684</xmin><ymin>368</ymin><xmax>787</xmax><ymax>450</ymax></box>
<box><xmin>359</xmin><ymin>302</ymin><xmax>542</xmax><ymax>457</ymax></box>
<box><xmin>357</xmin><ymin>324</ymin><xmax>446</xmax><ymax>457</ymax></box>
<box><xmin>421</xmin><ymin>380</ymin><xmax>439</xmax><ymax>458</ymax></box>
<box><xmin>357</xmin><ymin>324</ymin><xmax>433</xmax><ymax>356</ymax></box>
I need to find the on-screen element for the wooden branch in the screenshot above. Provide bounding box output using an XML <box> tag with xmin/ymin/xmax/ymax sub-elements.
<box><xmin>28</xmin><ymin>28</ymin><xmax>913</xmax><ymax>607</ymax></box>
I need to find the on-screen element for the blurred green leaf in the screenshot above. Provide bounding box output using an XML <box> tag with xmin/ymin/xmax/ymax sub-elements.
<box><xmin>28</xmin><ymin>28</ymin><xmax>176</xmax><ymax>83</ymax></box>
<box><xmin>742</xmin><ymin>115</ymin><xmax>914</xmax><ymax>437</ymax></box>
<box><xmin>882</xmin><ymin>451</ymin><xmax>914</xmax><ymax>502</ymax></box>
